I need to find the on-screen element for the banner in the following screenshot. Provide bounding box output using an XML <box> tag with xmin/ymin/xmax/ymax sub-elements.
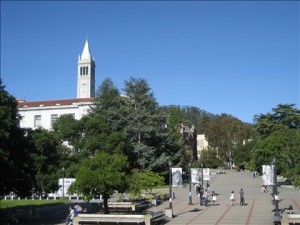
<box><xmin>171</xmin><ymin>168</ymin><xmax>182</xmax><ymax>187</ymax></box>
<box><xmin>191</xmin><ymin>168</ymin><xmax>201</xmax><ymax>183</ymax></box>
<box><xmin>262</xmin><ymin>165</ymin><xmax>274</xmax><ymax>185</ymax></box>
<box><xmin>203</xmin><ymin>168</ymin><xmax>210</xmax><ymax>181</ymax></box>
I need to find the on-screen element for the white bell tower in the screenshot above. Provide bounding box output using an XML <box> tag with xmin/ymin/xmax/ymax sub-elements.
<box><xmin>77</xmin><ymin>39</ymin><xmax>96</xmax><ymax>98</ymax></box>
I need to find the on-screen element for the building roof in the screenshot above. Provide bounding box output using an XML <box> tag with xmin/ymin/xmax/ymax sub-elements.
<box><xmin>17</xmin><ymin>98</ymin><xmax>95</xmax><ymax>108</ymax></box>
<box><xmin>81</xmin><ymin>39</ymin><xmax>92</xmax><ymax>60</ymax></box>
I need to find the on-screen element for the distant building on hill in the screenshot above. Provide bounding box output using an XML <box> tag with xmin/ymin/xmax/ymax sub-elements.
<box><xmin>196</xmin><ymin>134</ymin><xmax>209</xmax><ymax>158</ymax></box>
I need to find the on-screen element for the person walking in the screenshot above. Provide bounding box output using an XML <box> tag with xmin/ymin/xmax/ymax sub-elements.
<box><xmin>203</xmin><ymin>189</ymin><xmax>208</xmax><ymax>206</ymax></box>
<box><xmin>195</xmin><ymin>183</ymin><xmax>200</xmax><ymax>196</ymax></box>
<box><xmin>212</xmin><ymin>191</ymin><xmax>217</xmax><ymax>206</ymax></box>
<box><xmin>239</xmin><ymin>188</ymin><xmax>245</xmax><ymax>206</ymax></box>
<box><xmin>199</xmin><ymin>186</ymin><xmax>204</xmax><ymax>206</ymax></box>
<box><xmin>230</xmin><ymin>191</ymin><xmax>235</xmax><ymax>206</ymax></box>
<box><xmin>206</xmin><ymin>181</ymin><xmax>211</xmax><ymax>193</ymax></box>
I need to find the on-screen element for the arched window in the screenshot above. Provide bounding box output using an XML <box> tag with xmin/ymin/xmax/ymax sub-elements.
<box><xmin>86</xmin><ymin>66</ymin><xmax>88</xmax><ymax>75</ymax></box>
<box><xmin>80</xmin><ymin>67</ymin><xmax>83</xmax><ymax>75</ymax></box>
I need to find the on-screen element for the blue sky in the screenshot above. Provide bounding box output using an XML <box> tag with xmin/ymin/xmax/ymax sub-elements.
<box><xmin>1</xmin><ymin>1</ymin><xmax>299</xmax><ymax>123</ymax></box>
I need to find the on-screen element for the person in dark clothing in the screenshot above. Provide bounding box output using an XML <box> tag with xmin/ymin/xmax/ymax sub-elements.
<box><xmin>199</xmin><ymin>186</ymin><xmax>204</xmax><ymax>205</ymax></box>
<box><xmin>239</xmin><ymin>188</ymin><xmax>245</xmax><ymax>206</ymax></box>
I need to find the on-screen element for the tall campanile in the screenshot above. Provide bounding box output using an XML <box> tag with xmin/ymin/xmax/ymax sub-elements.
<box><xmin>77</xmin><ymin>39</ymin><xmax>96</xmax><ymax>98</ymax></box>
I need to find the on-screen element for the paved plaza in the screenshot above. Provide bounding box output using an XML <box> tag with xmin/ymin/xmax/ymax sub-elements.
<box><xmin>150</xmin><ymin>170</ymin><xmax>300</xmax><ymax>225</ymax></box>
<box><xmin>32</xmin><ymin>169</ymin><xmax>299</xmax><ymax>225</ymax></box>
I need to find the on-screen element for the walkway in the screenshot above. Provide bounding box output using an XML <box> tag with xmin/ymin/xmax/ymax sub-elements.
<box><xmin>150</xmin><ymin>170</ymin><xmax>300</xmax><ymax>225</ymax></box>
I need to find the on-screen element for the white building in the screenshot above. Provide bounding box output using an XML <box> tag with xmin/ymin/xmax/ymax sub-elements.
<box><xmin>196</xmin><ymin>134</ymin><xmax>209</xmax><ymax>158</ymax></box>
<box><xmin>17</xmin><ymin>40</ymin><xmax>96</xmax><ymax>130</ymax></box>
<box><xmin>58</xmin><ymin>178</ymin><xmax>76</xmax><ymax>197</ymax></box>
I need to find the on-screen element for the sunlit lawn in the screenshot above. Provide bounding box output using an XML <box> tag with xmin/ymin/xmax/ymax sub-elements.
<box><xmin>0</xmin><ymin>199</ymin><xmax>69</xmax><ymax>209</ymax></box>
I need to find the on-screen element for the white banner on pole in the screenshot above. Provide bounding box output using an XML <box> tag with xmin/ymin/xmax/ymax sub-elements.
<box><xmin>203</xmin><ymin>168</ymin><xmax>210</xmax><ymax>181</ymax></box>
<box><xmin>191</xmin><ymin>168</ymin><xmax>201</xmax><ymax>183</ymax></box>
<box><xmin>171</xmin><ymin>168</ymin><xmax>182</xmax><ymax>187</ymax></box>
<box><xmin>262</xmin><ymin>165</ymin><xmax>274</xmax><ymax>185</ymax></box>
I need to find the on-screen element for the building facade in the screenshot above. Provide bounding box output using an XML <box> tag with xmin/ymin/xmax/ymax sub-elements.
<box><xmin>17</xmin><ymin>40</ymin><xmax>96</xmax><ymax>130</ymax></box>
<box><xmin>196</xmin><ymin>134</ymin><xmax>209</xmax><ymax>158</ymax></box>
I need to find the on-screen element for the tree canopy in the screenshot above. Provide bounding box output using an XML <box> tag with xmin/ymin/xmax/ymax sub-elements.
<box><xmin>69</xmin><ymin>152</ymin><xmax>130</xmax><ymax>214</ymax></box>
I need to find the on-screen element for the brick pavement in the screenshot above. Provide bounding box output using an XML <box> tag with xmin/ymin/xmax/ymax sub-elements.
<box><xmin>149</xmin><ymin>170</ymin><xmax>300</xmax><ymax>225</ymax></box>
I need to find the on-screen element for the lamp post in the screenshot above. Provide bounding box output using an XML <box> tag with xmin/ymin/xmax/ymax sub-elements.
<box><xmin>272</xmin><ymin>157</ymin><xmax>280</xmax><ymax>224</ymax></box>
<box><xmin>188</xmin><ymin>163</ymin><xmax>192</xmax><ymax>205</ymax></box>
<box><xmin>62</xmin><ymin>167</ymin><xmax>65</xmax><ymax>198</ymax></box>
<box><xmin>168</xmin><ymin>160</ymin><xmax>172</xmax><ymax>209</ymax></box>
<box><xmin>201</xmin><ymin>162</ymin><xmax>204</xmax><ymax>188</ymax></box>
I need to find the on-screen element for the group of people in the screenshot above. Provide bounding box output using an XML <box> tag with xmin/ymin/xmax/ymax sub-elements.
<box><xmin>194</xmin><ymin>181</ymin><xmax>246</xmax><ymax>207</ymax></box>
<box><xmin>66</xmin><ymin>203</ymin><xmax>84</xmax><ymax>225</ymax></box>
<box><xmin>230</xmin><ymin>189</ymin><xmax>246</xmax><ymax>206</ymax></box>
<box><xmin>195</xmin><ymin>181</ymin><xmax>215</xmax><ymax>206</ymax></box>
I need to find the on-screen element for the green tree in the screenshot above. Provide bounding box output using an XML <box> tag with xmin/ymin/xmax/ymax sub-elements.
<box><xmin>122</xmin><ymin>77</ymin><xmax>180</xmax><ymax>171</ymax></box>
<box><xmin>254</xmin><ymin>104</ymin><xmax>300</xmax><ymax>138</ymax></box>
<box><xmin>250</xmin><ymin>128</ymin><xmax>300</xmax><ymax>181</ymax></box>
<box><xmin>90</xmin><ymin>78</ymin><xmax>125</xmax><ymax>131</ymax></box>
<box><xmin>252</xmin><ymin>103</ymin><xmax>300</xmax><ymax>185</ymax></box>
<box><xmin>233</xmin><ymin>140</ymin><xmax>256</xmax><ymax>169</ymax></box>
<box><xmin>0</xmin><ymin>79</ymin><xmax>33</xmax><ymax>196</ymax></box>
<box><xmin>70</xmin><ymin>152</ymin><xmax>130</xmax><ymax>214</ymax></box>
<box><xmin>92</xmin><ymin>77</ymin><xmax>180</xmax><ymax>172</ymax></box>
<box><xmin>203</xmin><ymin>114</ymin><xmax>253</xmax><ymax>168</ymax></box>
<box><xmin>167</xmin><ymin>106</ymin><xmax>182</xmax><ymax>140</ymax></box>
<box><xmin>198</xmin><ymin>148</ymin><xmax>223</xmax><ymax>169</ymax></box>
<box><xmin>52</xmin><ymin>114</ymin><xmax>82</xmax><ymax>155</ymax></box>
<box><xmin>129</xmin><ymin>169</ymin><xmax>164</xmax><ymax>199</ymax></box>
<box><xmin>31</xmin><ymin>128</ymin><xmax>62</xmax><ymax>193</ymax></box>
<box><xmin>79</xmin><ymin>114</ymin><xmax>134</xmax><ymax>161</ymax></box>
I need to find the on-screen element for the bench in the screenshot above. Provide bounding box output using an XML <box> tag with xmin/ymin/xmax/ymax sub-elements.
<box><xmin>281</xmin><ymin>210</ymin><xmax>300</xmax><ymax>225</ymax></box>
<box><xmin>109</xmin><ymin>202</ymin><xmax>135</xmax><ymax>212</ymax></box>
<box><xmin>99</xmin><ymin>202</ymin><xmax>149</xmax><ymax>214</ymax></box>
<box><xmin>149</xmin><ymin>211</ymin><xmax>168</xmax><ymax>225</ymax></box>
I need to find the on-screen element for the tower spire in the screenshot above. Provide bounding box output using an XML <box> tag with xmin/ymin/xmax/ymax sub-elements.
<box><xmin>81</xmin><ymin>39</ymin><xmax>91</xmax><ymax>60</ymax></box>
<box><xmin>77</xmin><ymin>39</ymin><xmax>96</xmax><ymax>99</ymax></box>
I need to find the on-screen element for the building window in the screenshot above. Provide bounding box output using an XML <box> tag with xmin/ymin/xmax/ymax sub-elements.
<box><xmin>51</xmin><ymin>114</ymin><xmax>58</xmax><ymax>126</ymax></box>
<box><xmin>34</xmin><ymin>115</ymin><xmax>41</xmax><ymax>127</ymax></box>
<box><xmin>80</xmin><ymin>67</ymin><xmax>83</xmax><ymax>75</ymax></box>
<box><xmin>86</xmin><ymin>66</ymin><xmax>88</xmax><ymax>75</ymax></box>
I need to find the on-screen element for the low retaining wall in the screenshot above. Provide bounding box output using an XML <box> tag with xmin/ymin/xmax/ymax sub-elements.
<box><xmin>73</xmin><ymin>210</ymin><xmax>168</xmax><ymax>225</ymax></box>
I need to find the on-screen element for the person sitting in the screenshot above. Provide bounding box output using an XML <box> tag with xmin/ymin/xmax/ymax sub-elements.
<box><xmin>287</xmin><ymin>205</ymin><xmax>294</xmax><ymax>214</ymax></box>
<box><xmin>261</xmin><ymin>184</ymin><xmax>267</xmax><ymax>192</ymax></box>
<box><xmin>74</xmin><ymin>203</ymin><xmax>83</xmax><ymax>215</ymax></box>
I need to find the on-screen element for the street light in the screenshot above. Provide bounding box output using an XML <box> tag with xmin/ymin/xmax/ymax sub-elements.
<box><xmin>272</xmin><ymin>157</ymin><xmax>280</xmax><ymax>224</ymax></box>
<box><xmin>168</xmin><ymin>160</ymin><xmax>173</xmax><ymax>209</ymax></box>
<box><xmin>201</xmin><ymin>162</ymin><xmax>204</xmax><ymax>188</ymax></box>
<box><xmin>62</xmin><ymin>167</ymin><xmax>65</xmax><ymax>198</ymax></box>
<box><xmin>188</xmin><ymin>163</ymin><xmax>192</xmax><ymax>205</ymax></box>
